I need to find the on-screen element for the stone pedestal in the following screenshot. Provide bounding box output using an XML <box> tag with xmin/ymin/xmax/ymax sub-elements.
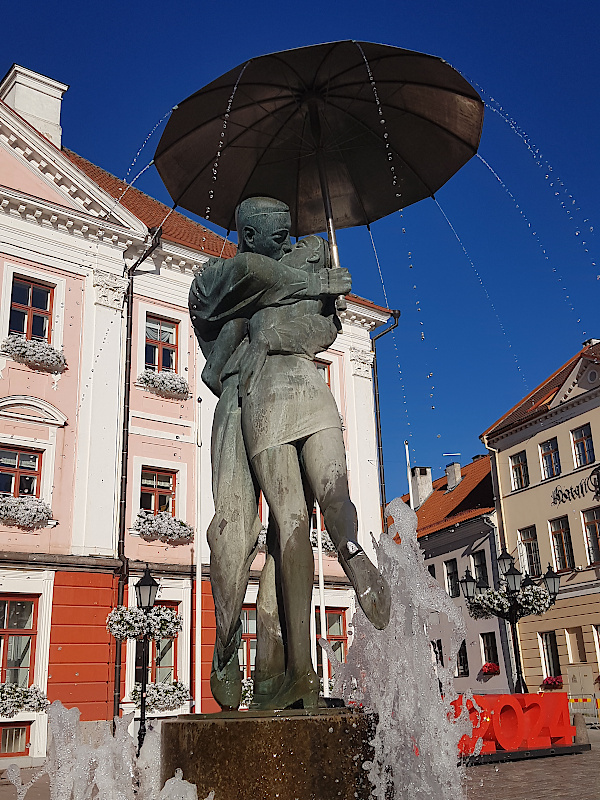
<box><xmin>161</xmin><ymin>707</ymin><xmax>375</xmax><ymax>800</ymax></box>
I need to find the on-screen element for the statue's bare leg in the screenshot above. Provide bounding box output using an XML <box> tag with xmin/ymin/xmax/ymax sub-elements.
<box><xmin>300</xmin><ymin>427</ymin><xmax>391</xmax><ymax>630</ymax></box>
<box><xmin>250</xmin><ymin>443</ymin><xmax>319</xmax><ymax>710</ymax></box>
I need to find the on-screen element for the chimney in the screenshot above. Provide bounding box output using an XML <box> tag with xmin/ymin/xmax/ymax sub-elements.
<box><xmin>0</xmin><ymin>65</ymin><xmax>68</xmax><ymax>148</ymax></box>
<box><xmin>445</xmin><ymin>462</ymin><xmax>462</xmax><ymax>491</ymax></box>
<box><xmin>411</xmin><ymin>466</ymin><xmax>433</xmax><ymax>508</ymax></box>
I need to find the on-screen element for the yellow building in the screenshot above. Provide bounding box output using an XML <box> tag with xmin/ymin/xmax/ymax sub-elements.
<box><xmin>482</xmin><ymin>339</ymin><xmax>600</xmax><ymax>709</ymax></box>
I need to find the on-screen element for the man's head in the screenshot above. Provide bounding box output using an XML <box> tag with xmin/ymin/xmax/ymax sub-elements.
<box><xmin>236</xmin><ymin>197</ymin><xmax>292</xmax><ymax>261</ymax></box>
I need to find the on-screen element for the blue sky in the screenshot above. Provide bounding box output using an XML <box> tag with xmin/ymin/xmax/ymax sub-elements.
<box><xmin>4</xmin><ymin>1</ymin><xmax>599</xmax><ymax>500</ymax></box>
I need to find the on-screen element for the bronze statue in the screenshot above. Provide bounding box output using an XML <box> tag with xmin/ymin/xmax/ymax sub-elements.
<box><xmin>190</xmin><ymin>197</ymin><xmax>390</xmax><ymax>711</ymax></box>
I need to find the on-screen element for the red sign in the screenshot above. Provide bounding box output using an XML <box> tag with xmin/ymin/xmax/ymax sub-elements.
<box><xmin>452</xmin><ymin>693</ymin><xmax>575</xmax><ymax>755</ymax></box>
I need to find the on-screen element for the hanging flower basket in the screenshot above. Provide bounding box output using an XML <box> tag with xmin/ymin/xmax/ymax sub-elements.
<box><xmin>137</xmin><ymin>370</ymin><xmax>189</xmax><ymax>399</ymax></box>
<box><xmin>107</xmin><ymin>606</ymin><xmax>183</xmax><ymax>640</ymax></box>
<box><xmin>240</xmin><ymin>677</ymin><xmax>254</xmax><ymax>709</ymax></box>
<box><xmin>542</xmin><ymin>675</ymin><xmax>563</xmax><ymax>690</ymax></box>
<box><xmin>133</xmin><ymin>510</ymin><xmax>194</xmax><ymax>543</ymax></box>
<box><xmin>0</xmin><ymin>496</ymin><xmax>53</xmax><ymax>530</ymax></box>
<box><xmin>106</xmin><ymin>607</ymin><xmax>147</xmax><ymax>640</ymax></box>
<box><xmin>466</xmin><ymin>585</ymin><xmax>551</xmax><ymax>621</ymax></box>
<box><xmin>1</xmin><ymin>336</ymin><xmax>66</xmax><ymax>373</ymax></box>
<box><xmin>130</xmin><ymin>681</ymin><xmax>189</xmax><ymax>712</ymax></box>
<box><xmin>481</xmin><ymin>662</ymin><xmax>500</xmax><ymax>676</ymax></box>
<box><xmin>0</xmin><ymin>683</ymin><xmax>49</xmax><ymax>718</ymax></box>
<box><xmin>309</xmin><ymin>528</ymin><xmax>336</xmax><ymax>553</ymax></box>
<box><xmin>145</xmin><ymin>606</ymin><xmax>183</xmax><ymax>640</ymax></box>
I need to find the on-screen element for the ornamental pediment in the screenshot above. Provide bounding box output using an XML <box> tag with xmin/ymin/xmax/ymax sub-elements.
<box><xmin>548</xmin><ymin>357</ymin><xmax>600</xmax><ymax>409</ymax></box>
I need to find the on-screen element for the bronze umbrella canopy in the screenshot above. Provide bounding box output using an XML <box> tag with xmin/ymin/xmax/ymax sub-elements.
<box><xmin>154</xmin><ymin>40</ymin><xmax>484</xmax><ymax>265</ymax></box>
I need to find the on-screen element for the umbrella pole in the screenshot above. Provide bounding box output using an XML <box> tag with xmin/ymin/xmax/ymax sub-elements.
<box><xmin>308</xmin><ymin>102</ymin><xmax>341</xmax><ymax>270</ymax></box>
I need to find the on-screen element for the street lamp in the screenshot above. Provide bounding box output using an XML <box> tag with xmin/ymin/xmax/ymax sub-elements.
<box><xmin>135</xmin><ymin>566</ymin><xmax>159</xmax><ymax>755</ymax></box>
<box><xmin>460</xmin><ymin>557</ymin><xmax>561</xmax><ymax>695</ymax></box>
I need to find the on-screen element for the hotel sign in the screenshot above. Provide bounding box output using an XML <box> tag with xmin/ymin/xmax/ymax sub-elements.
<box><xmin>550</xmin><ymin>465</ymin><xmax>600</xmax><ymax>506</ymax></box>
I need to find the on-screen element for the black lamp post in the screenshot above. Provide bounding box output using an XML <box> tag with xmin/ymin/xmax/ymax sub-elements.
<box><xmin>135</xmin><ymin>566</ymin><xmax>159</xmax><ymax>755</ymax></box>
<box><xmin>460</xmin><ymin>557</ymin><xmax>561</xmax><ymax>694</ymax></box>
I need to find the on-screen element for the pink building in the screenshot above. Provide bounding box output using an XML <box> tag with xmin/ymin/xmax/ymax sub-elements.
<box><xmin>0</xmin><ymin>65</ymin><xmax>389</xmax><ymax>764</ymax></box>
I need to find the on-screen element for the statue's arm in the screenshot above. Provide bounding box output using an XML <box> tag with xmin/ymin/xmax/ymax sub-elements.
<box><xmin>260</xmin><ymin>314</ymin><xmax>338</xmax><ymax>358</ymax></box>
<box><xmin>200</xmin><ymin>318</ymin><xmax>248</xmax><ymax>397</ymax></box>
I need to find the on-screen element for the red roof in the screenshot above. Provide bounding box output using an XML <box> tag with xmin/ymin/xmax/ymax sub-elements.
<box><xmin>402</xmin><ymin>456</ymin><xmax>494</xmax><ymax>537</ymax></box>
<box><xmin>481</xmin><ymin>341</ymin><xmax>600</xmax><ymax>441</ymax></box>
<box><xmin>63</xmin><ymin>149</ymin><xmax>236</xmax><ymax>258</ymax></box>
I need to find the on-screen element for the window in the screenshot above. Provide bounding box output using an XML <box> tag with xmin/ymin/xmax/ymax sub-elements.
<box><xmin>550</xmin><ymin>516</ymin><xmax>575</xmax><ymax>570</ymax></box>
<box><xmin>314</xmin><ymin>608</ymin><xmax>347</xmax><ymax>677</ymax></box>
<box><xmin>315</xmin><ymin>359</ymin><xmax>331</xmax><ymax>387</ymax></box>
<box><xmin>540</xmin><ymin>630</ymin><xmax>561</xmax><ymax>677</ymax></box>
<box><xmin>540</xmin><ymin>438</ymin><xmax>561</xmax><ymax>480</ymax></box>
<box><xmin>427</xmin><ymin>564</ymin><xmax>436</xmax><ymax>579</ymax></box>
<box><xmin>457</xmin><ymin>640</ymin><xmax>469</xmax><ymax>677</ymax></box>
<box><xmin>519</xmin><ymin>526</ymin><xmax>542</xmax><ymax>577</ymax></box>
<box><xmin>510</xmin><ymin>451</ymin><xmax>529</xmax><ymax>490</ymax></box>
<box><xmin>431</xmin><ymin>639</ymin><xmax>444</xmax><ymax>667</ymax></box>
<box><xmin>572</xmin><ymin>423</ymin><xmax>595</xmax><ymax>468</ymax></box>
<box><xmin>566</xmin><ymin>627</ymin><xmax>587</xmax><ymax>664</ymax></box>
<box><xmin>238</xmin><ymin>607</ymin><xmax>257</xmax><ymax>680</ymax></box>
<box><xmin>444</xmin><ymin>559</ymin><xmax>460</xmax><ymax>598</ymax></box>
<box><xmin>140</xmin><ymin>468</ymin><xmax>176</xmax><ymax>515</ymax></box>
<box><xmin>481</xmin><ymin>632</ymin><xmax>498</xmax><ymax>665</ymax></box>
<box><xmin>471</xmin><ymin>551</ymin><xmax>489</xmax><ymax>587</ymax></box>
<box><xmin>9</xmin><ymin>277</ymin><xmax>53</xmax><ymax>342</ymax></box>
<box><xmin>145</xmin><ymin>316</ymin><xmax>178</xmax><ymax>373</ymax></box>
<box><xmin>135</xmin><ymin>603</ymin><xmax>178</xmax><ymax>685</ymax></box>
<box><xmin>0</xmin><ymin>448</ymin><xmax>42</xmax><ymax>498</ymax></box>
<box><xmin>0</xmin><ymin>597</ymin><xmax>38</xmax><ymax>687</ymax></box>
<box><xmin>0</xmin><ymin>724</ymin><xmax>30</xmax><ymax>755</ymax></box>
<box><xmin>583</xmin><ymin>507</ymin><xmax>600</xmax><ymax>565</ymax></box>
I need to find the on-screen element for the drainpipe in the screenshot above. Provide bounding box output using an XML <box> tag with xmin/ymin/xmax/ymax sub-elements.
<box><xmin>113</xmin><ymin>227</ymin><xmax>162</xmax><ymax>723</ymax></box>
<box><xmin>371</xmin><ymin>310</ymin><xmax>400</xmax><ymax>531</ymax></box>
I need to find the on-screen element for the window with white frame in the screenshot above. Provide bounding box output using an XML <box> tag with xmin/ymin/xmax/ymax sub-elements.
<box><xmin>444</xmin><ymin>559</ymin><xmax>460</xmax><ymax>598</ymax></box>
<box><xmin>0</xmin><ymin>597</ymin><xmax>38</xmax><ymax>687</ymax></box>
<box><xmin>540</xmin><ymin>630</ymin><xmax>561</xmax><ymax>677</ymax></box>
<box><xmin>510</xmin><ymin>451</ymin><xmax>530</xmax><ymax>490</ymax></box>
<box><xmin>145</xmin><ymin>315</ymin><xmax>178</xmax><ymax>373</ymax></box>
<box><xmin>456</xmin><ymin>640</ymin><xmax>469</xmax><ymax>677</ymax></box>
<box><xmin>519</xmin><ymin>525</ymin><xmax>542</xmax><ymax>578</ymax></box>
<box><xmin>238</xmin><ymin>606</ymin><xmax>257</xmax><ymax>680</ymax></box>
<box><xmin>540</xmin><ymin>437</ymin><xmax>561</xmax><ymax>480</ymax></box>
<box><xmin>572</xmin><ymin>423</ymin><xmax>595</xmax><ymax>468</ymax></box>
<box><xmin>314</xmin><ymin>608</ymin><xmax>348</xmax><ymax>677</ymax></box>
<box><xmin>583</xmin><ymin>506</ymin><xmax>600</xmax><ymax>565</ymax></box>
<box><xmin>549</xmin><ymin>516</ymin><xmax>575</xmax><ymax>571</ymax></box>
<box><xmin>480</xmin><ymin>632</ymin><xmax>499</xmax><ymax>665</ymax></box>
<box><xmin>471</xmin><ymin>550</ymin><xmax>489</xmax><ymax>587</ymax></box>
<box><xmin>9</xmin><ymin>277</ymin><xmax>53</xmax><ymax>342</ymax></box>
<box><xmin>135</xmin><ymin>601</ymin><xmax>179</xmax><ymax>685</ymax></box>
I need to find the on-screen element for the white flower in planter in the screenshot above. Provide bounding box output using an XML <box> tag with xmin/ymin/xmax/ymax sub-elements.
<box><xmin>137</xmin><ymin>370</ymin><xmax>189</xmax><ymax>399</ymax></box>
<box><xmin>146</xmin><ymin>606</ymin><xmax>183</xmax><ymax>640</ymax></box>
<box><xmin>0</xmin><ymin>683</ymin><xmax>49</xmax><ymax>718</ymax></box>
<box><xmin>134</xmin><ymin>510</ymin><xmax>194</xmax><ymax>543</ymax></box>
<box><xmin>130</xmin><ymin>681</ymin><xmax>189</xmax><ymax>712</ymax></box>
<box><xmin>106</xmin><ymin>607</ymin><xmax>147</xmax><ymax>640</ymax></box>
<box><xmin>1</xmin><ymin>336</ymin><xmax>66</xmax><ymax>373</ymax></box>
<box><xmin>0</xmin><ymin>496</ymin><xmax>53</xmax><ymax>529</ymax></box>
<box><xmin>309</xmin><ymin>528</ymin><xmax>336</xmax><ymax>553</ymax></box>
<box><xmin>466</xmin><ymin>585</ymin><xmax>552</xmax><ymax>621</ymax></box>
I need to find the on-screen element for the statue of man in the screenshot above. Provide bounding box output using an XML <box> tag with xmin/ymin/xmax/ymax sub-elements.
<box><xmin>190</xmin><ymin>196</ymin><xmax>390</xmax><ymax>711</ymax></box>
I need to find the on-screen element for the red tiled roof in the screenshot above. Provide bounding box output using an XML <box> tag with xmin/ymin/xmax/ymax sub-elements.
<box><xmin>63</xmin><ymin>149</ymin><xmax>236</xmax><ymax>258</ymax></box>
<box><xmin>481</xmin><ymin>342</ymin><xmax>600</xmax><ymax>441</ymax></box>
<box><xmin>401</xmin><ymin>456</ymin><xmax>494</xmax><ymax>537</ymax></box>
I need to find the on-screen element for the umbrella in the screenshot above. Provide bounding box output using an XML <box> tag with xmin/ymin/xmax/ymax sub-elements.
<box><xmin>154</xmin><ymin>40</ymin><xmax>484</xmax><ymax>266</ymax></box>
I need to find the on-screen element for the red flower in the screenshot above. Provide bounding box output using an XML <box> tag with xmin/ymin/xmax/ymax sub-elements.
<box><xmin>542</xmin><ymin>675</ymin><xmax>563</xmax><ymax>689</ymax></box>
<box><xmin>481</xmin><ymin>662</ymin><xmax>500</xmax><ymax>676</ymax></box>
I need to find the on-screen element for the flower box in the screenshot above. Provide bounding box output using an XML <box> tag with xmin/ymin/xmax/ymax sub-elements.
<box><xmin>466</xmin><ymin>585</ymin><xmax>551</xmax><ymax>621</ymax></box>
<box><xmin>1</xmin><ymin>336</ymin><xmax>66</xmax><ymax>373</ymax></box>
<box><xmin>137</xmin><ymin>370</ymin><xmax>189</xmax><ymax>399</ymax></box>
<box><xmin>107</xmin><ymin>605</ymin><xmax>183</xmax><ymax>640</ymax></box>
<box><xmin>0</xmin><ymin>496</ymin><xmax>53</xmax><ymax>530</ymax></box>
<box><xmin>542</xmin><ymin>675</ymin><xmax>563</xmax><ymax>689</ymax></box>
<box><xmin>0</xmin><ymin>683</ymin><xmax>49</xmax><ymax>718</ymax></box>
<box><xmin>130</xmin><ymin>681</ymin><xmax>189</xmax><ymax>712</ymax></box>
<box><xmin>133</xmin><ymin>510</ymin><xmax>194</xmax><ymax>544</ymax></box>
<box><xmin>481</xmin><ymin>662</ymin><xmax>500</xmax><ymax>676</ymax></box>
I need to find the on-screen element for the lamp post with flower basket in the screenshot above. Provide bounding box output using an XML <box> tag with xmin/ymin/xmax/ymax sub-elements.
<box><xmin>135</xmin><ymin>566</ymin><xmax>159</xmax><ymax>754</ymax></box>
<box><xmin>459</xmin><ymin>555</ymin><xmax>560</xmax><ymax>693</ymax></box>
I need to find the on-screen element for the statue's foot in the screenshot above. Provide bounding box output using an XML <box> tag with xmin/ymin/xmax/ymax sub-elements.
<box><xmin>249</xmin><ymin>672</ymin><xmax>285</xmax><ymax>710</ymax></box>
<box><xmin>259</xmin><ymin>669</ymin><xmax>319</xmax><ymax>711</ymax></box>
<box><xmin>210</xmin><ymin>650</ymin><xmax>242</xmax><ymax>711</ymax></box>
<box><xmin>338</xmin><ymin>542</ymin><xmax>391</xmax><ymax>630</ymax></box>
